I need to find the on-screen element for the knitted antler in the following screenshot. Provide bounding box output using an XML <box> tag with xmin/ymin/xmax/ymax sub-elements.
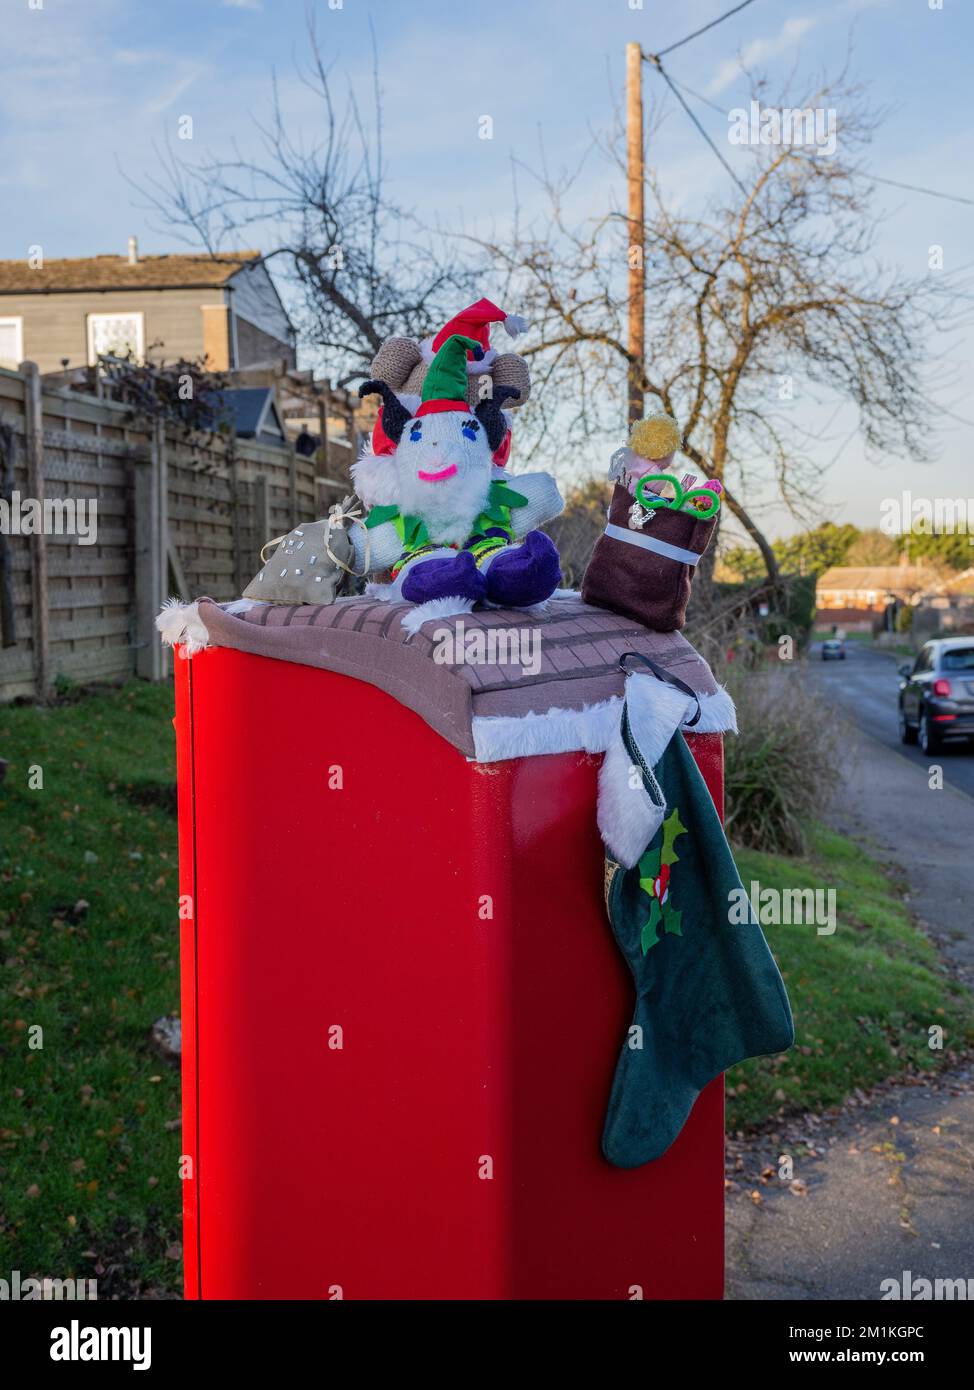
<box><xmin>358</xmin><ymin>379</ymin><xmax>413</xmax><ymax>445</ymax></box>
<box><xmin>475</xmin><ymin>384</ymin><xmax>521</xmax><ymax>454</ymax></box>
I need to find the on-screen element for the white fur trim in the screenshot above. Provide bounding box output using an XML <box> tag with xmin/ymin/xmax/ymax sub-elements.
<box><xmin>692</xmin><ymin>684</ymin><xmax>737</xmax><ymax>734</ymax></box>
<box><xmin>155</xmin><ymin>598</ymin><xmax>210</xmax><ymax>657</ymax></box>
<box><xmin>420</xmin><ymin>336</ymin><xmax>496</xmax><ymax>374</ymax></box>
<box><xmin>400</xmin><ymin>596</ymin><xmax>476</xmax><ymax>637</ymax></box>
<box><xmin>365</xmin><ymin>580</ymin><xmax>398</xmax><ymax>602</ymax></box>
<box><xmin>223</xmin><ymin>598</ymin><xmax>260</xmax><ymax>616</ymax></box>
<box><xmin>469</xmin><ymin>685</ymin><xmax>736</xmax><ymax>764</ymax></box>
<box><xmin>625</xmin><ymin>673</ymin><xmax>695</xmax><ymax>770</ymax></box>
<box><xmin>597</xmin><ymin>736</ymin><xmax>666</xmax><ymax>870</ymax></box>
<box><xmin>472</xmin><ymin>696</ymin><xmax>621</xmax><ymax>762</ymax></box>
<box><xmin>596</xmin><ymin>674</ymin><xmax>695</xmax><ymax>867</ymax></box>
<box><xmin>504</xmin><ymin>313</ymin><xmax>528</xmax><ymax>338</ymax></box>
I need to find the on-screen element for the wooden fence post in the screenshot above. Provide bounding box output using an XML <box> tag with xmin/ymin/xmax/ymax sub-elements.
<box><xmin>228</xmin><ymin>433</ymin><xmax>245</xmax><ymax>597</ymax></box>
<box><xmin>134</xmin><ymin>420</ymin><xmax>164</xmax><ymax>680</ymax></box>
<box><xmin>319</xmin><ymin>384</ymin><xmax>330</xmax><ymax>481</ymax></box>
<box><xmin>254</xmin><ymin>474</ymin><xmax>270</xmax><ymax>554</ymax></box>
<box><xmin>156</xmin><ymin>418</ymin><xmax>170</xmax><ymax>677</ymax></box>
<box><xmin>288</xmin><ymin>446</ymin><xmax>298</xmax><ymax>529</ymax></box>
<box><xmin>22</xmin><ymin>361</ymin><xmax>50</xmax><ymax>698</ymax></box>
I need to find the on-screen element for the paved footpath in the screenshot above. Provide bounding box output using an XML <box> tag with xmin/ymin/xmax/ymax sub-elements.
<box><xmin>725</xmin><ymin>700</ymin><xmax>974</xmax><ymax>1300</ymax></box>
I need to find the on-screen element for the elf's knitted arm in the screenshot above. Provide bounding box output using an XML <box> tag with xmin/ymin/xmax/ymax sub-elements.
<box><xmin>351</xmin><ymin>517</ymin><xmax>402</xmax><ymax>572</ymax></box>
<box><xmin>508</xmin><ymin>472</ymin><xmax>564</xmax><ymax>536</ymax></box>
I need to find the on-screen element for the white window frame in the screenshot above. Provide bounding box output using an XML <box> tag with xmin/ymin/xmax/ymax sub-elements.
<box><xmin>0</xmin><ymin>316</ymin><xmax>24</xmax><ymax>367</ymax></box>
<box><xmin>86</xmin><ymin>310</ymin><xmax>145</xmax><ymax>366</ymax></box>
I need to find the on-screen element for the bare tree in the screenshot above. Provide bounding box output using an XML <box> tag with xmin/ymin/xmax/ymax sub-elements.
<box><xmin>130</xmin><ymin>16</ymin><xmax>476</xmax><ymax>386</ymax></box>
<box><xmin>463</xmin><ymin>65</ymin><xmax>968</xmax><ymax>584</ymax></box>
<box><xmin>133</xmin><ymin>31</ymin><xmax>967</xmax><ymax>590</ymax></box>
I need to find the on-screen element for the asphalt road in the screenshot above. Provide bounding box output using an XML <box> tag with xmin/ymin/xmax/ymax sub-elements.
<box><xmin>806</xmin><ymin>640</ymin><xmax>974</xmax><ymax>800</ymax></box>
<box><xmin>726</xmin><ymin>641</ymin><xmax>974</xmax><ymax>1300</ymax></box>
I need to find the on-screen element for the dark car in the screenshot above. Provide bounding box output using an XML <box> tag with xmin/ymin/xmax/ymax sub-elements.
<box><xmin>821</xmin><ymin>638</ymin><xmax>846</xmax><ymax>660</ymax></box>
<box><xmin>898</xmin><ymin>639</ymin><xmax>974</xmax><ymax>754</ymax></box>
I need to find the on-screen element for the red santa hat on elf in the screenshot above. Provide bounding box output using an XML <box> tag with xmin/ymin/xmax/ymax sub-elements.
<box><xmin>367</xmin><ymin>299</ymin><xmax>528</xmax><ymax>466</ymax></box>
<box><xmin>420</xmin><ymin>298</ymin><xmax>528</xmax><ymax>373</ymax></box>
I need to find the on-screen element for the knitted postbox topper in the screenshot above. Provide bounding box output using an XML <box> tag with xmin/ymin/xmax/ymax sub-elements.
<box><xmin>582</xmin><ymin>413</ymin><xmax>722</xmax><ymax>633</ymax></box>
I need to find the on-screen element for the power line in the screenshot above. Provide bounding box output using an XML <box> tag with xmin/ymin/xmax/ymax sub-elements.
<box><xmin>652</xmin><ymin>0</ymin><xmax>761</xmax><ymax>61</ymax></box>
<box><xmin>652</xmin><ymin>59</ymin><xmax>753</xmax><ymax>201</ymax></box>
<box><xmin>665</xmin><ymin>72</ymin><xmax>735</xmax><ymax>117</ymax></box>
<box><xmin>634</xmin><ymin>0</ymin><xmax>974</xmax><ymax>212</ymax></box>
<box><xmin>866</xmin><ymin>173</ymin><xmax>974</xmax><ymax>208</ymax></box>
<box><xmin>663</xmin><ymin>72</ymin><xmax>974</xmax><ymax>210</ymax></box>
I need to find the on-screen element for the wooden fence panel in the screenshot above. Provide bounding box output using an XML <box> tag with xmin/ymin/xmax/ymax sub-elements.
<box><xmin>0</xmin><ymin>365</ymin><xmax>323</xmax><ymax>700</ymax></box>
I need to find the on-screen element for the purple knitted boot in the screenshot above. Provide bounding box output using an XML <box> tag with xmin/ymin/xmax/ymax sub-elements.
<box><xmin>400</xmin><ymin>549</ymin><xmax>488</xmax><ymax>605</ymax></box>
<box><xmin>483</xmin><ymin>530</ymin><xmax>561</xmax><ymax>608</ymax></box>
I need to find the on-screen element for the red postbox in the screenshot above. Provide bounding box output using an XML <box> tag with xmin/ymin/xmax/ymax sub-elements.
<box><xmin>174</xmin><ymin>637</ymin><xmax>725</xmax><ymax>1300</ymax></box>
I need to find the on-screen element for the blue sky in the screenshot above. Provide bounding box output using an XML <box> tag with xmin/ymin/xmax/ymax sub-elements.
<box><xmin>2</xmin><ymin>0</ymin><xmax>972</xmax><ymax>541</ymax></box>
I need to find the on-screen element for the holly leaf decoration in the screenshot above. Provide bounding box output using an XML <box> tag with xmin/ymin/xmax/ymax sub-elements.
<box><xmin>637</xmin><ymin>845</ymin><xmax>661</xmax><ymax>881</ymax></box>
<box><xmin>660</xmin><ymin>808</ymin><xmax>687</xmax><ymax>867</ymax></box>
<box><xmin>663</xmin><ymin>907</ymin><xmax>683</xmax><ymax>938</ymax></box>
<box><xmin>640</xmin><ymin>899</ymin><xmax>662</xmax><ymax>955</ymax></box>
<box><xmin>636</xmin><ymin>807</ymin><xmax>687</xmax><ymax>953</ymax></box>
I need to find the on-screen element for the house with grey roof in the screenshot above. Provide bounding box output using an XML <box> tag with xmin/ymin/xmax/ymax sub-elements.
<box><xmin>0</xmin><ymin>240</ymin><xmax>295</xmax><ymax>375</ymax></box>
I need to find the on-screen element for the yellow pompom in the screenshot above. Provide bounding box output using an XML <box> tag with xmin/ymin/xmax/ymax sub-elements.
<box><xmin>629</xmin><ymin>412</ymin><xmax>681</xmax><ymax>461</ymax></box>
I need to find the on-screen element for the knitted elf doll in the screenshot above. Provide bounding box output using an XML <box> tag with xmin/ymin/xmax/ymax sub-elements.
<box><xmin>352</xmin><ymin>333</ymin><xmax>563</xmax><ymax>625</ymax></box>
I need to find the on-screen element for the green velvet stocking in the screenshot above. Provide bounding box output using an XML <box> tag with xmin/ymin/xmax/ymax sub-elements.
<box><xmin>602</xmin><ymin>733</ymin><xmax>794</xmax><ymax>1167</ymax></box>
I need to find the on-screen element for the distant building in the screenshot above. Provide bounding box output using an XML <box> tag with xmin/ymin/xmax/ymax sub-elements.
<box><xmin>816</xmin><ymin>559</ymin><xmax>940</xmax><ymax>632</ymax></box>
<box><xmin>0</xmin><ymin>239</ymin><xmax>295</xmax><ymax>374</ymax></box>
<box><xmin>913</xmin><ymin>567</ymin><xmax>974</xmax><ymax>639</ymax></box>
<box><xmin>201</xmin><ymin>387</ymin><xmax>289</xmax><ymax>449</ymax></box>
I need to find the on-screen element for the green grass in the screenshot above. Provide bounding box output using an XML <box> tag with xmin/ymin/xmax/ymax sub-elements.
<box><xmin>2</xmin><ymin>685</ymin><xmax>971</xmax><ymax>1290</ymax></box>
<box><xmin>0</xmin><ymin>681</ymin><xmax>181</xmax><ymax>1297</ymax></box>
<box><xmin>728</xmin><ymin>827</ymin><xmax>974</xmax><ymax>1132</ymax></box>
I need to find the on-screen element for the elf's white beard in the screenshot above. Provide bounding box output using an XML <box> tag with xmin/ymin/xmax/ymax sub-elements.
<box><xmin>351</xmin><ymin>445</ymin><xmax>400</xmax><ymax>509</ymax></box>
<box><xmin>396</xmin><ymin>429</ymin><xmax>494</xmax><ymax>546</ymax></box>
<box><xmin>352</xmin><ymin>393</ymin><xmax>423</xmax><ymax>508</ymax></box>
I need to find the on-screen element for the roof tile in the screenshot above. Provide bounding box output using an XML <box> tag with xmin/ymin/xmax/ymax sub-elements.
<box><xmin>817</xmin><ymin>565</ymin><xmax>939</xmax><ymax>590</ymax></box>
<box><xmin>0</xmin><ymin>251</ymin><xmax>263</xmax><ymax>293</ymax></box>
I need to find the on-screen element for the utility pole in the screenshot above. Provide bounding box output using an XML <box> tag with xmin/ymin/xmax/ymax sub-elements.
<box><xmin>626</xmin><ymin>41</ymin><xmax>645</xmax><ymax>425</ymax></box>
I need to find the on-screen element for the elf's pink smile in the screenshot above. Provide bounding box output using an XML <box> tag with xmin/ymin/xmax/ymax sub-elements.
<box><xmin>417</xmin><ymin>463</ymin><xmax>458</xmax><ymax>483</ymax></box>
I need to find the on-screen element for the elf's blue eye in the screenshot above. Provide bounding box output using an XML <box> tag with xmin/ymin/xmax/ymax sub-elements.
<box><xmin>461</xmin><ymin>417</ymin><xmax>479</xmax><ymax>441</ymax></box>
<box><xmin>409</xmin><ymin>422</ymin><xmax>422</xmax><ymax>442</ymax></box>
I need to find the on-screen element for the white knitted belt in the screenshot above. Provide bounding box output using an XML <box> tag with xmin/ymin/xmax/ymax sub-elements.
<box><xmin>604</xmin><ymin>522</ymin><xmax>702</xmax><ymax>567</ymax></box>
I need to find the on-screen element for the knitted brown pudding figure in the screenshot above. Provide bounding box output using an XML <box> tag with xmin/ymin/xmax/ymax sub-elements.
<box><xmin>581</xmin><ymin>412</ymin><xmax>722</xmax><ymax>633</ymax></box>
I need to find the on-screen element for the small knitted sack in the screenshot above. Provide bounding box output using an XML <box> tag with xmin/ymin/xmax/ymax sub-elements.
<box><xmin>243</xmin><ymin>498</ymin><xmax>369</xmax><ymax>605</ymax></box>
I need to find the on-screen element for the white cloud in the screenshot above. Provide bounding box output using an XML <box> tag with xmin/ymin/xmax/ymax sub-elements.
<box><xmin>707</xmin><ymin>16</ymin><xmax>818</xmax><ymax>96</ymax></box>
<box><xmin>221</xmin><ymin>0</ymin><xmax>261</xmax><ymax>9</ymax></box>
